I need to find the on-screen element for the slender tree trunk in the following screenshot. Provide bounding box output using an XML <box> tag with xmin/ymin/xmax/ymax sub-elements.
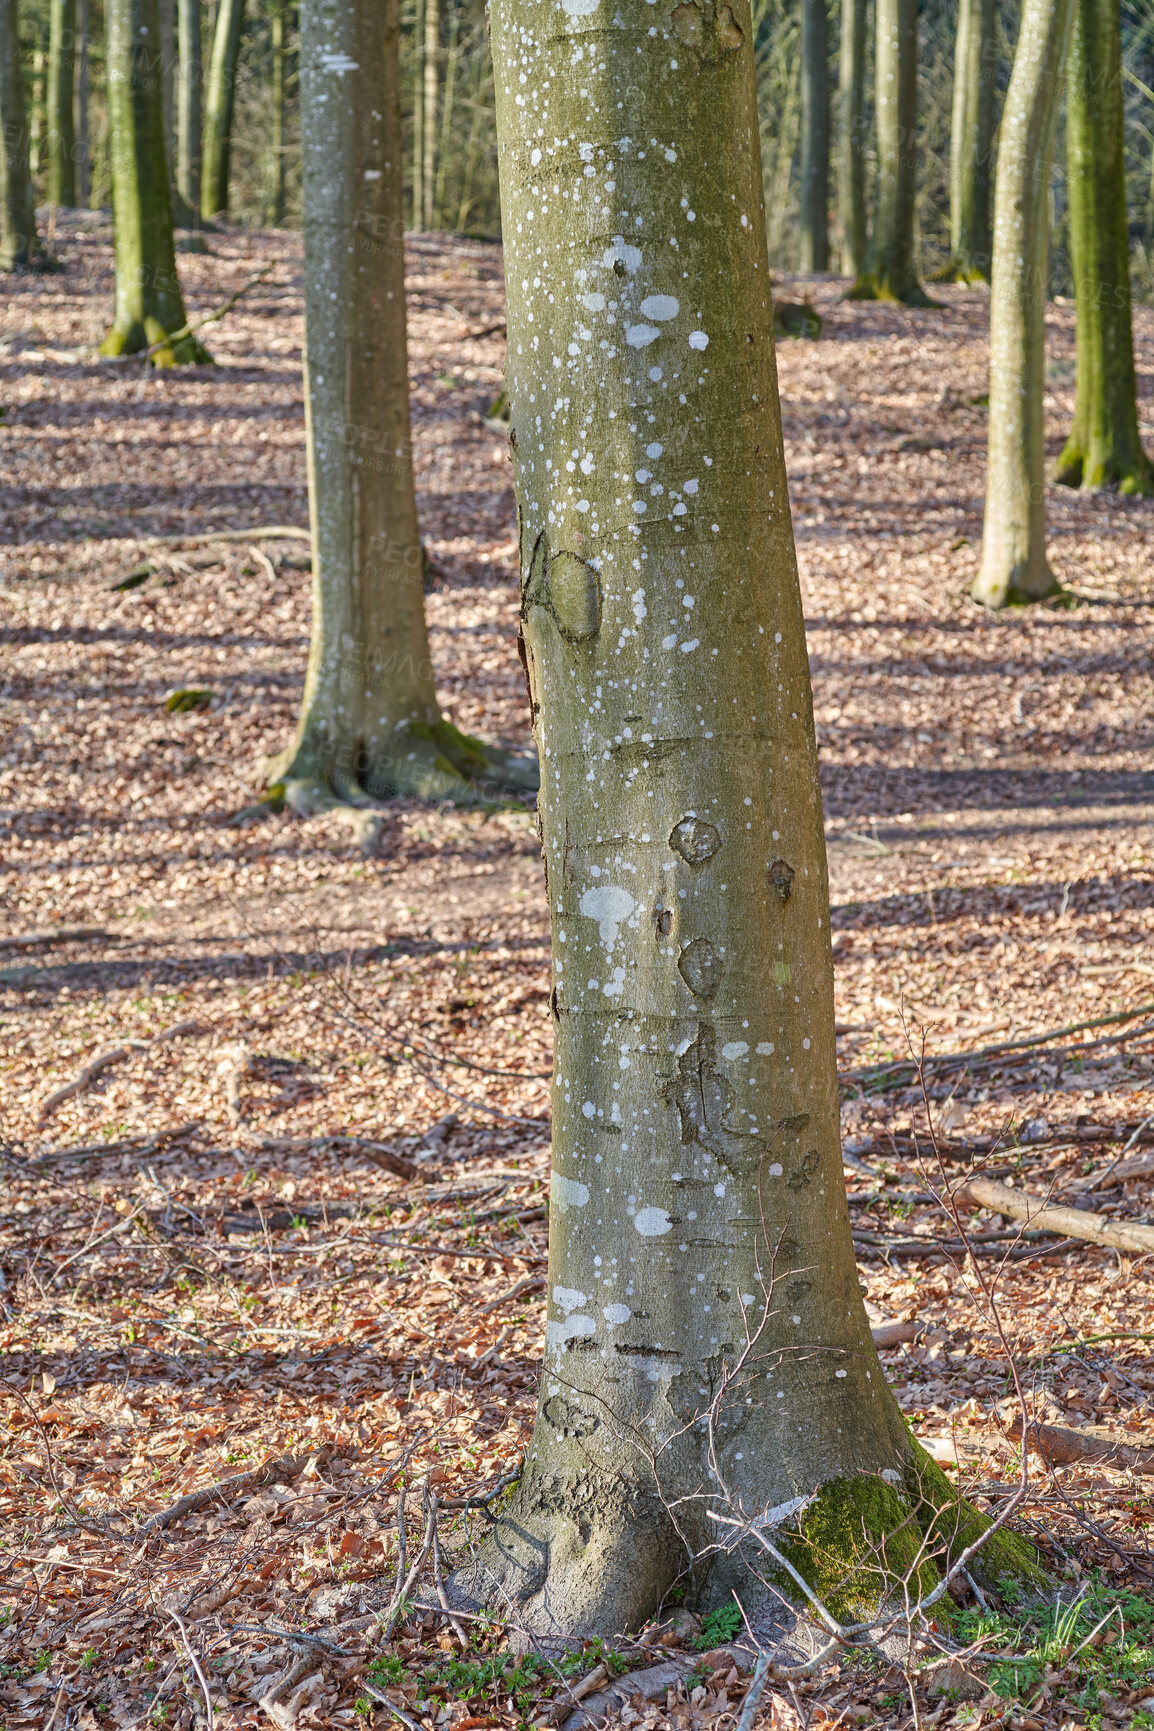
<box><xmin>837</xmin><ymin>0</ymin><xmax>867</xmax><ymax>278</ymax></box>
<box><xmin>159</xmin><ymin>0</ymin><xmax>197</xmax><ymax>222</ymax></box>
<box><xmin>849</xmin><ymin>0</ymin><xmax>928</xmax><ymax>302</ymax></box>
<box><xmin>450</xmin><ymin>0</ymin><xmax>1044</xmax><ymax>1637</ymax></box>
<box><xmin>30</xmin><ymin>44</ymin><xmax>45</xmax><ymax>181</ymax></box>
<box><xmin>1057</xmin><ymin>0</ymin><xmax>1152</xmax><ymax>494</ymax></box>
<box><xmin>944</xmin><ymin>0</ymin><xmax>995</xmax><ymax>281</ymax></box>
<box><xmin>265</xmin><ymin>0</ymin><xmax>286</xmax><ymax>225</ymax></box>
<box><xmin>0</xmin><ymin>0</ymin><xmax>44</xmax><ymax>267</ymax></box>
<box><xmin>972</xmin><ymin>0</ymin><xmax>1073</xmax><ymax>608</ymax></box>
<box><xmin>177</xmin><ymin>0</ymin><xmax>202</xmax><ymax>216</ymax></box>
<box><xmin>422</xmin><ymin>0</ymin><xmax>437</xmax><ymax>229</ymax></box>
<box><xmin>270</xmin><ymin>0</ymin><xmax>537</xmax><ymax>807</ymax></box>
<box><xmin>799</xmin><ymin>0</ymin><xmax>829</xmax><ymax>271</ymax></box>
<box><xmin>201</xmin><ymin>0</ymin><xmax>244</xmax><ymax>218</ymax></box>
<box><xmin>411</xmin><ymin>0</ymin><xmax>423</xmax><ymax>226</ymax></box>
<box><xmin>47</xmin><ymin>0</ymin><xmax>77</xmax><ymax>206</ymax></box>
<box><xmin>100</xmin><ymin>0</ymin><xmax>209</xmax><ymax>358</ymax></box>
<box><xmin>76</xmin><ymin>0</ymin><xmax>89</xmax><ymax>204</ymax></box>
<box><xmin>433</xmin><ymin>7</ymin><xmax>455</xmax><ymax>227</ymax></box>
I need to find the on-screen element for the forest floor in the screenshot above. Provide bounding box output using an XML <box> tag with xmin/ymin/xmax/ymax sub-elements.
<box><xmin>1</xmin><ymin>213</ymin><xmax>1153</xmax><ymax>1731</ymax></box>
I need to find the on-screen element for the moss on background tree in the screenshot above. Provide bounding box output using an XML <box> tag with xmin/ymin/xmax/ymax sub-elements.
<box><xmin>201</xmin><ymin>0</ymin><xmax>245</xmax><ymax>219</ymax></box>
<box><xmin>973</xmin><ymin>0</ymin><xmax>1074</xmax><ymax>607</ymax></box>
<box><xmin>270</xmin><ymin>0</ymin><xmax>537</xmax><ymax>808</ymax></box>
<box><xmin>941</xmin><ymin>0</ymin><xmax>995</xmax><ymax>282</ymax></box>
<box><xmin>99</xmin><ymin>0</ymin><xmax>209</xmax><ymax>360</ymax></box>
<box><xmin>837</xmin><ymin>0</ymin><xmax>868</xmax><ymax>278</ymax></box>
<box><xmin>448</xmin><ymin>0</ymin><xmax>1046</xmax><ymax>1635</ymax></box>
<box><xmin>1056</xmin><ymin>0</ymin><xmax>1153</xmax><ymax>495</ymax></box>
<box><xmin>46</xmin><ymin>0</ymin><xmax>76</xmax><ymax>206</ymax></box>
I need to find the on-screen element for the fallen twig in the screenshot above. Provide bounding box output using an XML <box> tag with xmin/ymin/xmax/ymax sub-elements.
<box><xmin>0</xmin><ymin>925</ymin><xmax>108</xmax><ymax>952</ymax></box>
<box><xmin>845</xmin><ymin>1000</ymin><xmax>1154</xmax><ymax>1086</ymax></box>
<box><xmin>1007</xmin><ymin>1417</ymin><xmax>1154</xmax><ymax>1474</ymax></box>
<box><xmin>359</xmin><ymin>1679</ymin><xmax>424</xmax><ymax>1731</ymax></box>
<box><xmin>167</xmin><ymin>1608</ymin><xmax>215</xmax><ymax>1731</ymax></box>
<box><xmin>25</xmin><ymin>1121</ymin><xmax>203</xmax><ymax>1167</ymax></box>
<box><xmin>39</xmin><ymin>1022</ymin><xmax>200</xmax><ymax>1117</ymax></box>
<box><xmin>953</xmin><ymin>1175</ymin><xmax>1154</xmax><ymax>1256</ymax></box>
<box><xmin>141</xmin><ymin>260</ymin><xmax>276</xmax><ymax>361</ymax></box>
<box><xmin>137</xmin><ymin>1446</ymin><xmax>330</xmax><ymax>1537</ymax></box>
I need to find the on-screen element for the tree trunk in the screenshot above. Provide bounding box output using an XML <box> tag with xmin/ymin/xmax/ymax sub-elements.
<box><xmin>177</xmin><ymin>0</ymin><xmax>202</xmax><ymax>217</ymax></box>
<box><xmin>100</xmin><ymin>0</ymin><xmax>209</xmax><ymax>358</ymax></box>
<box><xmin>47</xmin><ymin>0</ymin><xmax>77</xmax><ymax>206</ymax></box>
<box><xmin>201</xmin><ymin>0</ymin><xmax>244</xmax><ymax>218</ymax></box>
<box><xmin>837</xmin><ymin>0</ymin><xmax>867</xmax><ymax>278</ymax></box>
<box><xmin>454</xmin><ymin>0</ymin><xmax>1043</xmax><ymax>1637</ymax></box>
<box><xmin>76</xmin><ymin>0</ymin><xmax>90</xmax><ymax>205</ymax></box>
<box><xmin>422</xmin><ymin>0</ymin><xmax>438</xmax><ymax>229</ymax></box>
<box><xmin>30</xmin><ymin>44</ymin><xmax>45</xmax><ymax>182</ymax></box>
<box><xmin>265</xmin><ymin>0</ymin><xmax>286</xmax><ymax>225</ymax></box>
<box><xmin>799</xmin><ymin>0</ymin><xmax>829</xmax><ymax>271</ymax></box>
<box><xmin>1057</xmin><ymin>0</ymin><xmax>1152</xmax><ymax>494</ymax></box>
<box><xmin>159</xmin><ymin>0</ymin><xmax>197</xmax><ymax>224</ymax></box>
<box><xmin>0</xmin><ymin>0</ymin><xmax>44</xmax><ymax>267</ymax></box>
<box><xmin>972</xmin><ymin>0</ymin><xmax>1073</xmax><ymax>608</ymax></box>
<box><xmin>270</xmin><ymin>0</ymin><xmax>537</xmax><ymax>807</ymax></box>
<box><xmin>849</xmin><ymin>0</ymin><xmax>929</xmax><ymax>302</ymax></box>
<box><xmin>944</xmin><ymin>0</ymin><xmax>995</xmax><ymax>282</ymax></box>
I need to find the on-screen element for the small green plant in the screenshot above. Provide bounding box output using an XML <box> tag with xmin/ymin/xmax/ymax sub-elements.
<box><xmin>695</xmin><ymin>1602</ymin><xmax>744</xmax><ymax>1649</ymax></box>
<box><xmin>354</xmin><ymin>1698</ymin><xmax>373</xmax><ymax>1717</ymax></box>
<box><xmin>368</xmin><ymin>1653</ymin><xmax>404</xmax><ymax>1684</ymax></box>
<box><xmin>82</xmin><ymin>1647</ymin><xmax>99</xmax><ymax>1671</ymax></box>
<box><xmin>33</xmin><ymin>1651</ymin><xmax>51</xmax><ymax>1674</ymax></box>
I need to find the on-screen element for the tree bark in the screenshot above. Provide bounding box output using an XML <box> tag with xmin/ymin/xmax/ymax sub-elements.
<box><xmin>1057</xmin><ymin>0</ymin><xmax>1153</xmax><ymax>494</ymax></box>
<box><xmin>455</xmin><ymin>0</ymin><xmax>1042</xmax><ymax>1637</ymax></box>
<box><xmin>849</xmin><ymin>0</ymin><xmax>929</xmax><ymax>302</ymax></box>
<box><xmin>944</xmin><ymin>0</ymin><xmax>995</xmax><ymax>282</ymax></box>
<box><xmin>76</xmin><ymin>0</ymin><xmax>90</xmax><ymax>204</ymax></box>
<box><xmin>836</xmin><ymin>0</ymin><xmax>867</xmax><ymax>278</ymax></box>
<box><xmin>422</xmin><ymin>0</ymin><xmax>438</xmax><ymax>229</ymax></box>
<box><xmin>47</xmin><ymin>0</ymin><xmax>77</xmax><ymax>206</ymax></box>
<box><xmin>177</xmin><ymin>0</ymin><xmax>202</xmax><ymax>215</ymax></box>
<box><xmin>265</xmin><ymin>0</ymin><xmax>287</xmax><ymax>225</ymax></box>
<box><xmin>972</xmin><ymin>0</ymin><xmax>1073</xmax><ymax>608</ymax></box>
<box><xmin>201</xmin><ymin>0</ymin><xmax>244</xmax><ymax>218</ymax></box>
<box><xmin>100</xmin><ymin>0</ymin><xmax>209</xmax><ymax>358</ymax></box>
<box><xmin>270</xmin><ymin>0</ymin><xmax>537</xmax><ymax>806</ymax></box>
<box><xmin>799</xmin><ymin>0</ymin><xmax>829</xmax><ymax>272</ymax></box>
<box><xmin>0</xmin><ymin>0</ymin><xmax>44</xmax><ymax>266</ymax></box>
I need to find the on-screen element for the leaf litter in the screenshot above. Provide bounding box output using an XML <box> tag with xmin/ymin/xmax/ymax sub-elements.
<box><xmin>0</xmin><ymin>215</ymin><xmax>1153</xmax><ymax>1729</ymax></box>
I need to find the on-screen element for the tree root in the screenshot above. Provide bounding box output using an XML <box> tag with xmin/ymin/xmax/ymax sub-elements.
<box><xmin>1056</xmin><ymin>443</ymin><xmax>1154</xmax><ymax>496</ymax></box>
<box><xmin>844</xmin><ymin>276</ymin><xmax>939</xmax><ymax>308</ymax></box>
<box><xmin>99</xmin><ymin>316</ymin><xmax>212</xmax><ymax>367</ymax></box>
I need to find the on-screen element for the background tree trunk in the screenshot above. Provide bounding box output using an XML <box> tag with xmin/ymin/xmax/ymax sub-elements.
<box><xmin>264</xmin><ymin>0</ymin><xmax>286</xmax><ymax>225</ymax></box>
<box><xmin>972</xmin><ymin>0</ymin><xmax>1073</xmax><ymax>607</ymax></box>
<box><xmin>47</xmin><ymin>0</ymin><xmax>76</xmax><ymax>207</ymax></box>
<box><xmin>945</xmin><ymin>0</ymin><xmax>994</xmax><ymax>281</ymax></box>
<box><xmin>799</xmin><ymin>0</ymin><xmax>829</xmax><ymax>271</ymax></box>
<box><xmin>177</xmin><ymin>0</ymin><xmax>202</xmax><ymax>217</ymax></box>
<box><xmin>30</xmin><ymin>42</ymin><xmax>45</xmax><ymax>181</ymax></box>
<box><xmin>271</xmin><ymin>0</ymin><xmax>537</xmax><ymax>806</ymax></box>
<box><xmin>850</xmin><ymin>0</ymin><xmax>928</xmax><ymax>301</ymax></box>
<box><xmin>455</xmin><ymin>0</ymin><xmax>1041</xmax><ymax>1637</ymax></box>
<box><xmin>422</xmin><ymin>0</ymin><xmax>438</xmax><ymax>229</ymax></box>
<box><xmin>201</xmin><ymin>0</ymin><xmax>244</xmax><ymax>218</ymax></box>
<box><xmin>159</xmin><ymin>0</ymin><xmax>197</xmax><ymax>223</ymax></box>
<box><xmin>412</xmin><ymin>0</ymin><xmax>423</xmax><ymax>227</ymax></box>
<box><xmin>76</xmin><ymin>0</ymin><xmax>89</xmax><ymax>205</ymax></box>
<box><xmin>837</xmin><ymin>0</ymin><xmax>867</xmax><ymax>277</ymax></box>
<box><xmin>1057</xmin><ymin>0</ymin><xmax>1152</xmax><ymax>494</ymax></box>
<box><xmin>100</xmin><ymin>0</ymin><xmax>208</xmax><ymax>358</ymax></box>
<box><xmin>0</xmin><ymin>0</ymin><xmax>43</xmax><ymax>266</ymax></box>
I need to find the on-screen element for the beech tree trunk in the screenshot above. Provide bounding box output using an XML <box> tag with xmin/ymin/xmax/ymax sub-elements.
<box><xmin>47</xmin><ymin>0</ymin><xmax>77</xmax><ymax>206</ymax></box>
<box><xmin>422</xmin><ymin>0</ymin><xmax>438</xmax><ymax>229</ymax></box>
<box><xmin>76</xmin><ymin>0</ymin><xmax>89</xmax><ymax>204</ymax></box>
<box><xmin>799</xmin><ymin>0</ymin><xmax>829</xmax><ymax>271</ymax></box>
<box><xmin>201</xmin><ymin>0</ymin><xmax>244</xmax><ymax>217</ymax></box>
<box><xmin>177</xmin><ymin>0</ymin><xmax>203</xmax><ymax>215</ymax></box>
<box><xmin>0</xmin><ymin>0</ymin><xmax>43</xmax><ymax>267</ymax></box>
<box><xmin>1057</xmin><ymin>0</ymin><xmax>1152</xmax><ymax>494</ymax></box>
<box><xmin>100</xmin><ymin>0</ymin><xmax>209</xmax><ymax>358</ymax></box>
<box><xmin>454</xmin><ymin>0</ymin><xmax>1042</xmax><ymax>1637</ymax></box>
<box><xmin>265</xmin><ymin>0</ymin><xmax>287</xmax><ymax>225</ymax></box>
<box><xmin>945</xmin><ymin>0</ymin><xmax>994</xmax><ymax>282</ymax></box>
<box><xmin>850</xmin><ymin>0</ymin><xmax>928</xmax><ymax>302</ymax></box>
<box><xmin>271</xmin><ymin>0</ymin><xmax>537</xmax><ymax>806</ymax></box>
<box><xmin>972</xmin><ymin>0</ymin><xmax>1073</xmax><ymax>608</ymax></box>
<box><xmin>837</xmin><ymin>0</ymin><xmax>867</xmax><ymax>278</ymax></box>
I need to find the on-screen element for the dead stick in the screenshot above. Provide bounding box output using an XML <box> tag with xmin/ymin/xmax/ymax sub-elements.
<box><xmin>0</xmin><ymin>926</ymin><xmax>108</xmax><ymax>952</ymax></box>
<box><xmin>846</xmin><ymin>1000</ymin><xmax>1154</xmax><ymax>1084</ymax></box>
<box><xmin>1007</xmin><ymin>1417</ymin><xmax>1154</xmax><ymax>1474</ymax></box>
<box><xmin>137</xmin><ymin>1447</ymin><xmax>326</xmax><ymax>1537</ymax></box>
<box><xmin>954</xmin><ymin>1175</ymin><xmax>1154</xmax><ymax>1256</ymax></box>
<box><xmin>141</xmin><ymin>261</ymin><xmax>276</xmax><ymax>361</ymax></box>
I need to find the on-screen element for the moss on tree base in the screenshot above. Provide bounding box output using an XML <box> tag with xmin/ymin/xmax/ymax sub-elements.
<box><xmin>99</xmin><ymin>317</ymin><xmax>212</xmax><ymax>366</ymax></box>
<box><xmin>844</xmin><ymin>276</ymin><xmax>938</xmax><ymax>308</ymax></box>
<box><xmin>1056</xmin><ymin>442</ymin><xmax>1154</xmax><ymax>497</ymax></box>
<box><xmin>762</xmin><ymin>1447</ymin><xmax>1046</xmax><ymax>1630</ymax></box>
